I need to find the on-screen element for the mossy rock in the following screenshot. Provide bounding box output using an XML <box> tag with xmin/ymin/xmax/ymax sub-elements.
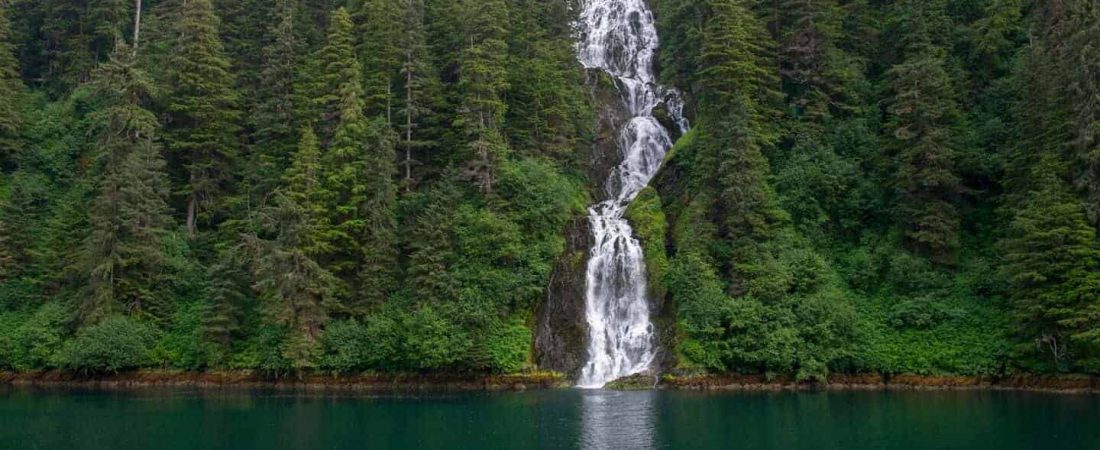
<box><xmin>605</xmin><ymin>373</ymin><xmax>659</xmax><ymax>390</ymax></box>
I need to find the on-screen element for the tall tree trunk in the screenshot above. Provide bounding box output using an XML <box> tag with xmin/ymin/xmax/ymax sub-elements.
<box><xmin>132</xmin><ymin>0</ymin><xmax>143</xmax><ymax>54</ymax></box>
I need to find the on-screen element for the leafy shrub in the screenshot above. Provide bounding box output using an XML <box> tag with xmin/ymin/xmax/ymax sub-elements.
<box><xmin>886</xmin><ymin>296</ymin><xmax>963</xmax><ymax>330</ymax></box>
<box><xmin>321</xmin><ymin>319</ymin><xmax>371</xmax><ymax>373</ymax></box>
<box><xmin>483</xmin><ymin>320</ymin><xmax>532</xmax><ymax>373</ymax></box>
<box><xmin>59</xmin><ymin>317</ymin><xmax>157</xmax><ymax>373</ymax></box>
<box><xmin>151</xmin><ymin>301</ymin><xmax>213</xmax><ymax>371</ymax></box>
<box><xmin>0</xmin><ymin>303</ymin><xmax>70</xmax><ymax>371</ymax></box>
<box><xmin>401</xmin><ymin>306</ymin><xmax>468</xmax><ymax>370</ymax></box>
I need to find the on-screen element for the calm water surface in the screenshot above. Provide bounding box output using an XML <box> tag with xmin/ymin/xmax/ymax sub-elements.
<box><xmin>0</xmin><ymin>386</ymin><xmax>1096</xmax><ymax>449</ymax></box>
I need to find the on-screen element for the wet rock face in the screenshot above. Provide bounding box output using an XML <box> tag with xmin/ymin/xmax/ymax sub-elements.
<box><xmin>535</xmin><ymin>216</ymin><xmax>593</xmax><ymax>377</ymax></box>
<box><xmin>534</xmin><ymin>69</ymin><xmax>629</xmax><ymax>378</ymax></box>
<box><xmin>587</xmin><ymin>70</ymin><xmax>632</xmax><ymax>202</ymax></box>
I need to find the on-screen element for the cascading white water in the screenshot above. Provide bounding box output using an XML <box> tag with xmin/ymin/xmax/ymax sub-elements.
<box><xmin>576</xmin><ymin>0</ymin><xmax>688</xmax><ymax>389</ymax></box>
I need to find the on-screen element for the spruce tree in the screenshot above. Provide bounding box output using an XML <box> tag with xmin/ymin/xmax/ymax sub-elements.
<box><xmin>37</xmin><ymin>0</ymin><xmax>131</xmax><ymax>92</ymax></box>
<box><xmin>248</xmin><ymin>0</ymin><xmax>306</xmax><ymax>197</ymax></box>
<box><xmin>309</xmin><ymin>6</ymin><xmax>358</xmax><ymax>142</ymax></box>
<box><xmin>885</xmin><ymin>45</ymin><xmax>962</xmax><ymax>257</ymax></box>
<box><xmin>351</xmin><ymin>0</ymin><xmax>403</xmax><ymax>122</ymax></box>
<box><xmin>215</xmin><ymin>0</ymin><xmax>276</xmax><ymax>110</ymax></box>
<box><xmin>317</xmin><ymin>8</ymin><xmax>399</xmax><ymax>315</ymax></box>
<box><xmin>403</xmin><ymin>181</ymin><xmax>459</xmax><ymax>305</ymax></box>
<box><xmin>1001</xmin><ymin>163</ymin><xmax>1100</xmax><ymax>369</ymax></box>
<box><xmin>696</xmin><ymin>0</ymin><xmax>785</xmax><ymax>292</ymax></box>
<box><xmin>246</xmin><ymin>127</ymin><xmax>339</xmax><ymax>370</ymax></box>
<box><xmin>282</xmin><ymin>127</ymin><xmax>331</xmax><ymax>259</ymax></box>
<box><xmin>456</xmin><ymin>0</ymin><xmax>510</xmax><ymax>192</ymax></box>
<box><xmin>505</xmin><ymin>0</ymin><xmax>585</xmax><ymax>160</ymax></box>
<box><xmin>1061</xmin><ymin>1</ymin><xmax>1100</xmax><ymax>226</ymax></box>
<box><xmin>202</xmin><ymin>249</ymin><xmax>251</xmax><ymax>353</ymax></box>
<box><xmin>0</xmin><ymin>3</ymin><xmax>24</xmax><ymax>164</ymax></box>
<box><xmin>396</xmin><ymin>0</ymin><xmax>437</xmax><ymax>191</ymax></box>
<box><xmin>773</xmin><ymin>0</ymin><xmax>857</xmax><ymax>122</ymax></box>
<box><xmin>162</xmin><ymin>0</ymin><xmax>241</xmax><ymax>235</ymax></box>
<box><xmin>83</xmin><ymin>45</ymin><xmax>174</xmax><ymax>323</ymax></box>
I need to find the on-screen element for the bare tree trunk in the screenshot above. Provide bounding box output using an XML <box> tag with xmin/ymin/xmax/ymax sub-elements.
<box><xmin>132</xmin><ymin>0</ymin><xmax>143</xmax><ymax>54</ymax></box>
<box><xmin>405</xmin><ymin>51</ymin><xmax>413</xmax><ymax>192</ymax></box>
<box><xmin>386</xmin><ymin>84</ymin><xmax>393</xmax><ymax>126</ymax></box>
<box><xmin>187</xmin><ymin>195</ymin><xmax>197</xmax><ymax>236</ymax></box>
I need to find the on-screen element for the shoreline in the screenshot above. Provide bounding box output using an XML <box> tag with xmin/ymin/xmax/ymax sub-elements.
<box><xmin>0</xmin><ymin>370</ymin><xmax>570</xmax><ymax>392</ymax></box>
<box><xmin>1</xmin><ymin>370</ymin><xmax>1096</xmax><ymax>394</ymax></box>
<box><xmin>663</xmin><ymin>373</ymin><xmax>1099</xmax><ymax>394</ymax></box>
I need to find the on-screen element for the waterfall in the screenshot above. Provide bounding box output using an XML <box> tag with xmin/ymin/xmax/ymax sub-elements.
<box><xmin>576</xmin><ymin>0</ymin><xmax>688</xmax><ymax>389</ymax></box>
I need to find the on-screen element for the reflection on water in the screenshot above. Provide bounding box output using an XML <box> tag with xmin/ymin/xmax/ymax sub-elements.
<box><xmin>2</xmin><ymin>387</ymin><xmax>1098</xmax><ymax>449</ymax></box>
<box><xmin>580</xmin><ymin>390</ymin><xmax>656</xmax><ymax>450</ymax></box>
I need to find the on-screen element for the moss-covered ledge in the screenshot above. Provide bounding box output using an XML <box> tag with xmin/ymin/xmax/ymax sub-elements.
<box><xmin>625</xmin><ymin>186</ymin><xmax>669</xmax><ymax>300</ymax></box>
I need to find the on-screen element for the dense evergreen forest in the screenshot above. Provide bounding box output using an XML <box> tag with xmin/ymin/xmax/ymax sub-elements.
<box><xmin>0</xmin><ymin>0</ymin><xmax>1096</xmax><ymax>379</ymax></box>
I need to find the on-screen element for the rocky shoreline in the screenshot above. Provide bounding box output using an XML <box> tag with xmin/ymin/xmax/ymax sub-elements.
<box><xmin>663</xmin><ymin>373</ymin><xmax>1099</xmax><ymax>394</ymax></box>
<box><xmin>2</xmin><ymin>370</ymin><xmax>1097</xmax><ymax>394</ymax></box>
<box><xmin>0</xmin><ymin>370</ymin><xmax>570</xmax><ymax>391</ymax></box>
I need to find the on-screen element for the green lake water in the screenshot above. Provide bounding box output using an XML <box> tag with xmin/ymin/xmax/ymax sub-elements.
<box><xmin>0</xmin><ymin>387</ymin><xmax>1096</xmax><ymax>449</ymax></box>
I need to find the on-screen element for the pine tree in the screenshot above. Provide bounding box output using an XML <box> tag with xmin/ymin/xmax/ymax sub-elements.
<box><xmin>696</xmin><ymin>0</ymin><xmax>785</xmax><ymax>292</ymax></box>
<box><xmin>282</xmin><ymin>127</ymin><xmax>331</xmax><ymax>258</ymax></box>
<box><xmin>773</xmin><ymin>0</ymin><xmax>857</xmax><ymax>122</ymax></box>
<box><xmin>83</xmin><ymin>44</ymin><xmax>174</xmax><ymax>323</ymax></box>
<box><xmin>455</xmin><ymin>0</ymin><xmax>510</xmax><ymax>192</ymax></box>
<box><xmin>246</xmin><ymin>127</ymin><xmax>338</xmax><ymax>370</ymax></box>
<box><xmin>885</xmin><ymin>45</ymin><xmax>962</xmax><ymax>257</ymax></box>
<box><xmin>1001</xmin><ymin>162</ymin><xmax>1100</xmax><ymax>369</ymax></box>
<box><xmin>247</xmin><ymin>0</ymin><xmax>306</xmax><ymax>197</ymax></box>
<box><xmin>350</xmin><ymin>0</ymin><xmax>403</xmax><ymax>123</ymax></box>
<box><xmin>403</xmin><ymin>181</ymin><xmax>459</xmax><ymax>304</ymax></box>
<box><xmin>1060</xmin><ymin>1</ymin><xmax>1100</xmax><ymax>227</ymax></box>
<box><xmin>396</xmin><ymin>0</ymin><xmax>437</xmax><ymax>191</ymax></box>
<box><xmin>505</xmin><ymin>0</ymin><xmax>585</xmax><ymax>160</ymax></box>
<box><xmin>0</xmin><ymin>2</ymin><xmax>24</xmax><ymax>164</ymax></box>
<box><xmin>162</xmin><ymin>0</ymin><xmax>241</xmax><ymax>235</ymax></box>
<box><xmin>317</xmin><ymin>8</ymin><xmax>399</xmax><ymax>315</ymax></box>
<box><xmin>307</xmin><ymin>6</ymin><xmax>358</xmax><ymax>143</ymax></box>
<box><xmin>38</xmin><ymin>0</ymin><xmax>131</xmax><ymax>92</ymax></box>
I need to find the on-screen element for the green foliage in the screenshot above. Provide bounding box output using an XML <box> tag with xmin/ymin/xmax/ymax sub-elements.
<box><xmin>1</xmin><ymin>0</ymin><xmax>1097</xmax><ymax>380</ymax></box>
<box><xmin>319</xmin><ymin>318</ymin><xmax>370</xmax><ymax>373</ymax></box>
<box><xmin>59</xmin><ymin>316</ymin><xmax>157</xmax><ymax>373</ymax></box>
<box><xmin>350</xmin><ymin>0</ymin><xmax>403</xmax><ymax>120</ymax></box>
<box><xmin>0</xmin><ymin>302</ymin><xmax>69</xmax><ymax>371</ymax></box>
<box><xmin>82</xmin><ymin>46</ymin><xmax>175</xmax><ymax>323</ymax></box>
<box><xmin>626</xmin><ymin>187</ymin><xmax>669</xmax><ymax>298</ymax></box>
<box><xmin>161</xmin><ymin>0</ymin><xmax>241</xmax><ymax>234</ymax></box>
<box><xmin>482</xmin><ymin>319</ymin><xmax>531</xmax><ymax>373</ymax></box>
<box><xmin>885</xmin><ymin>45</ymin><xmax>962</xmax><ymax>257</ymax></box>
<box><xmin>0</xmin><ymin>3</ymin><xmax>24</xmax><ymax>163</ymax></box>
<box><xmin>1000</xmin><ymin>167</ymin><xmax>1100</xmax><ymax>372</ymax></box>
<box><xmin>311</xmin><ymin>8</ymin><xmax>400</xmax><ymax>315</ymax></box>
<box><xmin>453</xmin><ymin>0</ymin><xmax>510</xmax><ymax>192</ymax></box>
<box><xmin>152</xmin><ymin>300</ymin><xmax>214</xmax><ymax>370</ymax></box>
<box><xmin>246</xmin><ymin>0</ymin><xmax>307</xmax><ymax>197</ymax></box>
<box><xmin>852</xmin><ymin>293</ymin><xmax>1010</xmax><ymax>376</ymax></box>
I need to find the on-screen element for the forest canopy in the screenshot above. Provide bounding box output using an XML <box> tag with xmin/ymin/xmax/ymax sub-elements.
<box><xmin>0</xmin><ymin>0</ymin><xmax>1097</xmax><ymax>378</ymax></box>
